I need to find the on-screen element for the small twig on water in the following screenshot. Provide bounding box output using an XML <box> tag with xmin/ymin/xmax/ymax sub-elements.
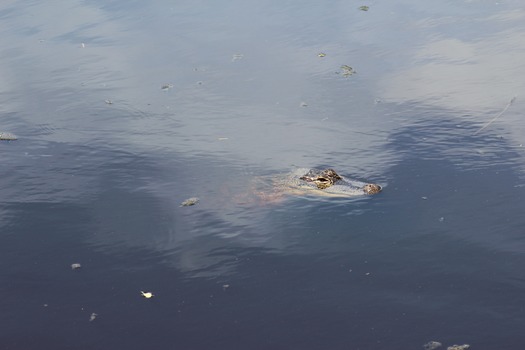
<box><xmin>474</xmin><ymin>96</ymin><xmax>516</xmax><ymax>135</ymax></box>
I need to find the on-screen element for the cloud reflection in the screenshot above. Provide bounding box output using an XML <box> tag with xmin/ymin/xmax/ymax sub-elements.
<box><xmin>379</xmin><ymin>8</ymin><xmax>525</xmax><ymax>116</ymax></box>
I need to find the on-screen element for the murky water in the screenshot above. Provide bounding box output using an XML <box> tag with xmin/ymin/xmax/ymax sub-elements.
<box><xmin>1</xmin><ymin>1</ymin><xmax>525</xmax><ymax>349</ymax></box>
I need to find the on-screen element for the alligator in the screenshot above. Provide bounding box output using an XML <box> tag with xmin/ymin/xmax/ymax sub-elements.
<box><xmin>249</xmin><ymin>168</ymin><xmax>382</xmax><ymax>203</ymax></box>
<box><xmin>297</xmin><ymin>168</ymin><xmax>381</xmax><ymax>194</ymax></box>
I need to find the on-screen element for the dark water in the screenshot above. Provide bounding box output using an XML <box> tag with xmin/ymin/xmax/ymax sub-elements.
<box><xmin>1</xmin><ymin>1</ymin><xmax>525</xmax><ymax>349</ymax></box>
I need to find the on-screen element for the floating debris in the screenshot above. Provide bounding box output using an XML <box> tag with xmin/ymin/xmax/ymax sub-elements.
<box><xmin>421</xmin><ymin>196</ymin><xmax>428</xmax><ymax>200</ymax></box>
<box><xmin>423</xmin><ymin>341</ymin><xmax>442</xmax><ymax>350</ymax></box>
<box><xmin>141</xmin><ymin>291</ymin><xmax>154</xmax><ymax>299</ymax></box>
<box><xmin>217</xmin><ymin>137</ymin><xmax>229</xmax><ymax>141</ymax></box>
<box><xmin>300</xmin><ymin>101</ymin><xmax>308</xmax><ymax>107</ymax></box>
<box><xmin>447</xmin><ymin>345</ymin><xmax>469</xmax><ymax>350</ymax></box>
<box><xmin>71</xmin><ymin>263</ymin><xmax>82</xmax><ymax>270</ymax></box>
<box><xmin>222</xmin><ymin>284</ymin><xmax>230</xmax><ymax>291</ymax></box>
<box><xmin>340</xmin><ymin>65</ymin><xmax>356</xmax><ymax>77</ymax></box>
<box><xmin>0</xmin><ymin>132</ymin><xmax>18</xmax><ymax>141</ymax></box>
<box><xmin>318</xmin><ymin>52</ymin><xmax>326</xmax><ymax>57</ymax></box>
<box><xmin>161</xmin><ymin>84</ymin><xmax>174</xmax><ymax>91</ymax></box>
<box><xmin>180</xmin><ymin>197</ymin><xmax>199</xmax><ymax>207</ymax></box>
<box><xmin>232</xmin><ymin>53</ymin><xmax>244</xmax><ymax>62</ymax></box>
<box><xmin>104</xmin><ymin>99</ymin><xmax>113</xmax><ymax>105</ymax></box>
<box><xmin>81</xmin><ymin>42</ymin><xmax>86</xmax><ymax>48</ymax></box>
<box><xmin>359</xmin><ymin>5</ymin><xmax>370</xmax><ymax>11</ymax></box>
<box><xmin>89</xmin><ymin>312</ymin><xmax>98</xmax><ymax>322</ymax></box>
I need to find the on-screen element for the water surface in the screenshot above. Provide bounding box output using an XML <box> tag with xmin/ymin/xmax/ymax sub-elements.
<box><xmin>1</xmin><ymin>1</ymin><xmax>525</xmax><ymax>349</ymax></box>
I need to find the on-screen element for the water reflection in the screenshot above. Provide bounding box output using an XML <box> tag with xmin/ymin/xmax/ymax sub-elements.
<box><xmin>378</xmin><ymin>7</ymin><xmax>525</xmax><ymax>120</ymax></box>
<box><xmin>2</xmin><ymin>0</ymin><xmax>524</xmax><ymax>273</ymax></box>
<box><xmin>69</xmin><ymin>103</ymin><xmax>524</xmax><ymax>280</ymax></box>
<box><xmin>2</xmin><ymin>0</ymin><xmax>525</xmax><ymax>348</ymax></box>
<box><xmin>1</xmin><ymin>0</ymin><xmax>397</xmax><ymax>172</ymax></box>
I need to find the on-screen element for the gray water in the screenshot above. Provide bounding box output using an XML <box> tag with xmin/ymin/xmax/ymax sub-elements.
<box><xmin>1</xmin><ymin>1</ymin><xmax>525</xmax><ymax>349</ymax></box>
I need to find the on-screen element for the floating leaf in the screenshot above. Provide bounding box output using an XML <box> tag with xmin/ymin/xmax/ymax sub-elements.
<box><xmin>180</xmin><ymin>197</ymin><xmax>199</xmax><ymax>207</ymax></box>
<box><xmin>340</xmin><ymin>65</ymin><xmax>356</xmax><ymax>77</ymax></box>
<box><xmin>423</xmin><ymin>341</ymin><xmax>442</xmax><ymax>350</ymax></box>
<box><xmin>141</xmin><ymin>291</ymin><xmax>154</xmax><ymax>299</ymax></box>
<box><xmin>0</xmin><ymin>132</ymin><xmax>18</xmax><ymax>141</ymax></box>
<box><xmin>447</xmin><ymin>345</ymin><xmax>470</xmax><ymax>350</ymax></box>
